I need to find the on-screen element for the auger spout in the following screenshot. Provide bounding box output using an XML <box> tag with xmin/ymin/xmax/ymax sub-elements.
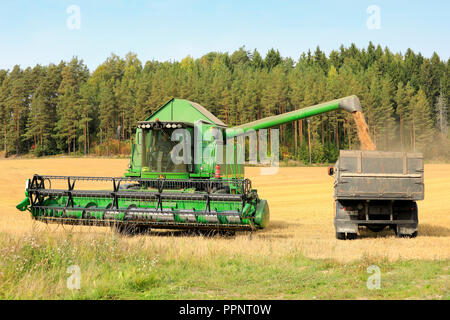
<box><xmin>226</xmin><ymin>95</ymin><xmax>361</xmax><ymax>138</ymax></box>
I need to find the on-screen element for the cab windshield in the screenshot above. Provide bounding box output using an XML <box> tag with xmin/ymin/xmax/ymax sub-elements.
<box><xmin>144</xmin><ymin>129</ymin><xmax>188</xmax><ymax>173</ymax></box>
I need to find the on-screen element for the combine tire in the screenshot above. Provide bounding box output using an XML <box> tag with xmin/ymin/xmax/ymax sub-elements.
<box><xmin>336</xmin><ymin>232</ymin><xmax>358</xmax><ymax>240</ymax></box>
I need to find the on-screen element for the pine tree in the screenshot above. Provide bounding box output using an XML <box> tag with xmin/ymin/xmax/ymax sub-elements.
<box><xmin>78</xmin><ymin>82</ymin><xmax>95</xmax><ymax>155</ymax></box>
<box><xmin>395</xmin><ymin>82</ymin><xmax>410</xmax><ymax>149</ymax></box>
<box><xmin>410</xmin><ymin>89</ymin><xmax>434</xmax><ymax>152</ymax></box>
<box><xmin>135</xmin><ymin>70</ymin><xmax>152</xmax><ymax>124</ymax></box>
<box><xmin>5</xmin><ymin>66</ymin><xmax>29</xmax><ymax>155</ymax></box>
<box><xmin>435</xmin><ymin>83</ymin><xmax>448</xmax><ymax>136</ymax></box>
<box><xmin>98</xmin><ymin>80</ymin><xmax>116</xmax><ymax>155</ymax></box>
<box><xmin>230</xmin><ymin>46</ymin><xmax>250</xmax><ymax>68</ymax></box>
<box><xmin>251</xmin><ymin>49</ymin><xmax>264</xmax><ymax>69</ymax></box>
<box><xmin>0</xmin><ymin>69</ymin><xmax>9</xmax><ymax>153</ymax></box>
<box><xmin>55</xmin><ymin>58</ymin><xmax>89</xmax><ymax>154</ymax></box>
<box><xmin>116</xmin><ymin>52</ymin><xmax>142</xmax><ymax>139</ymax></box>
<box><xmin>378</xmin><ymin>76</ymin><xmax>396</xmax><ymax>148</ymax></box>
<box><xmin>264</xmin><ymin>49</ymin><xmax>282</xmax><ymax>70</ymax></box>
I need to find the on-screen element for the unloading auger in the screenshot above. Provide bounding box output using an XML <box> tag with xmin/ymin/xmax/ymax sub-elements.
<box><xmin>17</xmin><ymin>96</ymin><xmax>362</xmax><ymax>233</ymax></box>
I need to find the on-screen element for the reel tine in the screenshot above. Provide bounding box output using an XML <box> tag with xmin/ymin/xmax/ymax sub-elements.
<box><xmin>42</xmin><ymin>219</ymin><xmax>51</xmax><ymax>233</ymax></box>
<box><xmin>87</xmin><ymin>220</ymin><xmax>93</xmax><ymax>235</ymax></box>
<box><xmin>61</xmin><ymin>221</ymin><xmax>74</xmax><ymax>234</ymax></box>
<box><xmin>53</xmin><ymin>221</ymin><xmax>60</xmax><ymax>233</ymax></box>
<box><xmin>31</xmin><ymin>219</ymin><xmax>42</xmax><ymax>234</ymax></box>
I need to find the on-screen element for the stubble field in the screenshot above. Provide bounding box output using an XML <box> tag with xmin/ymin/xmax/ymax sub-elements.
<box><xmin>0</xmin><ymin>158</ymin><xmax>448</xmax><ymax>299</ymax></box>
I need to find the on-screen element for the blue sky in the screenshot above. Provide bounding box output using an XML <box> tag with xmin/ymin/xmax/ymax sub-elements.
<box><xmin>0</xmin><ymin>0</ymin><xmax>448</xmax><ymax>70</ymax></box>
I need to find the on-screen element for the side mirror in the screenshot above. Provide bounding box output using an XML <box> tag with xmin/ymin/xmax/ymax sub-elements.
<box><xmin>328</xmin><ymin>166</ymin><xmax>334</xmax><ymax>176</ymax></box>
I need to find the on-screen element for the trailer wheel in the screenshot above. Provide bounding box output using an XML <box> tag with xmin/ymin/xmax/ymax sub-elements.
<box><xmin>336</xmin><ymin>232</ymin><xmax>346</xmax><ymax>240</ymax></box>
<box><xmin>408</xmin><ymin>231</ymin><xmax>418</xmax><ymax>238</ymax></box>
<box><xmin>395</xmin><ymin>229</ymin><xmax>418</xmax><ymax>238</ymax></box>
<box><xmin>346</xmin><ymin>233</ymin><xmax>357</xmax><ymax>240</ymax></box>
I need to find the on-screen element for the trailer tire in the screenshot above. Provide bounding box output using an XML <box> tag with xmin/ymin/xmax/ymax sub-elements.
<box><xmin>336</xmin><ymin>232</ymin><xmax>346</xmax><ymax>240</ymax></box>
<box><xmin>395</xmin><ymin>205</ymin><xmax>418</xmax><ymax>238</ymax></box>
<box><xmin>395</xmin><ymin>229</ymin><xmax>418</xmax><ymax>238</ymax></box>
<box><xmin>408</xmin><ymin>231</ymin><xmax>418</xmax><ymax>238</ymax></box>
<box><xmin>346</xmin><ymin>233</ymin><xmax>357</xmax><ymax>240</ymax></box>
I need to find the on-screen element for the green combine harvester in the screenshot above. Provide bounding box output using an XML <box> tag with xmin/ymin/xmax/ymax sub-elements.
<box><xmin>17</xmin><ymin>96</ymin><xmax>362</xmax><ymax>234</ymax></box>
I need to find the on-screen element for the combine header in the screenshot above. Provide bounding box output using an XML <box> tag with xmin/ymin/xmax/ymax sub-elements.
<box><xmin>17</xmin><ymin>96</ymin><xmax>362</xmax><ymax>233</ymax></box>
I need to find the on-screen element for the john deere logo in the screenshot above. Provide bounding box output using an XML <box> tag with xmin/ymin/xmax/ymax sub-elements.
<box><xmin>159</xmin><ymin>174</ymin><xmax>165</xmax><ymax>179</ymax></box>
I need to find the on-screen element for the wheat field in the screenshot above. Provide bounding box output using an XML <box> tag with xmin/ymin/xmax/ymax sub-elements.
<box><xmin>0</xmin><ymin>157</ymin><xmax>449</xmax><ymax>263</ymax></box>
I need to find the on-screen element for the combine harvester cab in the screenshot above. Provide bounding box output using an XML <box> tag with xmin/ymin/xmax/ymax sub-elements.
<box><xmin>330</xmin><ymin>150</ymin><xmax>424</xmax><ymax>240</ymax></box>
<box><xmin>17</xmin><ymin>96</ymin><xmax>362</xmax><ymax>234</ymax></box>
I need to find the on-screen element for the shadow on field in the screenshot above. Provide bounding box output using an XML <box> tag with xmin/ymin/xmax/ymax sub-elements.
<box><xmin>358</xmin><ymin>227</ymin><xmax>396</xmax><ymax>239</ymax></box>
<box><xmin>249</xmin><ymin>220</ymin><xmax>298</xmax><ymax>239</ymax></box>
<box><xmin>267</xmin><ymin>220</ymin><xmax>297</xmax><ymax>230</ymax></box>
<box><xmin>255</xmin><ymin>233</ymin><xmax>294</xmax><ymax>240</ymax></box>
<box><xmin>114</xmin><ymin>220</ymin><xmax>300</xmax><ymax>239</ymax></box>
<box><xmin>111</xmin><ymin>220</ymin><xmax>299</xmax><ymax>239</ymax></box>
<box><xmin>418</xmin><ymin>224</ymin><xmax>450</xmax><ymax>237</ymax></box>
<box><xmin>129</xmin><ymin>229</ymin><xmax>238</xmax><ymax>238</ymax></box>
<box><xmin>356</xmin><ymin>224</ymin><xmax>450</xmax><ymax>238</ymax></box>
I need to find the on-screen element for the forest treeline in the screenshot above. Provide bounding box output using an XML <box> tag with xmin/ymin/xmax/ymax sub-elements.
<box><xmin>0</xmin><ymin>43</ymin><xmax>449</xmax><ymax>162</ymax></box>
